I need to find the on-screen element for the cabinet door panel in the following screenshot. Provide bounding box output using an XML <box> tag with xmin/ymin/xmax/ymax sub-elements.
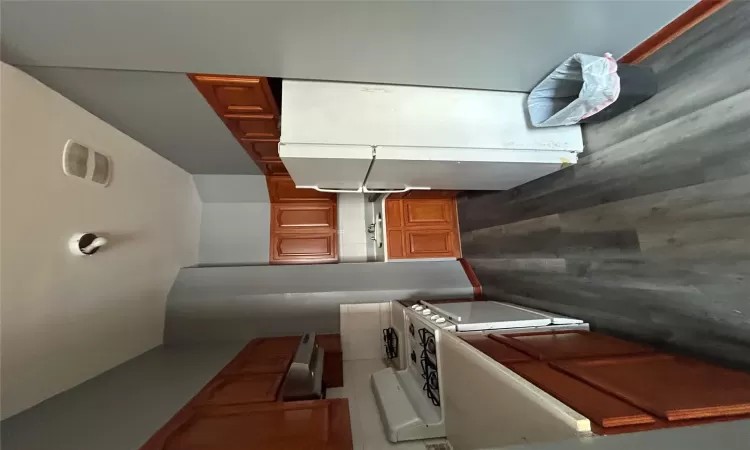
<box><xmin>509</xmin><ymin>362</ymin><xmax>656</xmax><ymax>428</ymax></box>
<box><xmin>193</xmin><ymin>373</ymin><xmax>284</xmax><ymax>406</ymax></box>
<box><xmin>387</xmin><ymin>230</ymin><xmax>405</xmax><ymax>258</ymax></box>
<box><xmin>262</xmin><ymin>162</ymin><xmax>289</xmax><ymax>176</ymax></box>
<box><xmin>489</xmin><ymin>330</ymin><xmax>653</xmax><ymax>361</ymax></box>
<box><xmin>403</xmin><ymin>199</ymin><xmax>454</xmax><ymax>227</ymax></box>
<box><xmin>190</xmin><ymin>75</ymin><xmax>279</xmax><ymax>117</ymax></box>
<box><xmin>271</xmin><ymin>233</ymin><xmax>337</xmax><ymax>263</ymax></box>
<box><xmin>405</xmin><ymin>230</ymin><xmax>457</xmax><ymax>258</ymax></box>
<box><xmin>554</xmin><ymin>354</ymin><xmax>750</xmax><ymax>422</ymax></box>
<box><xmin>272</xmin><ymin>204</ymin><xmax>336</xmax><ymax>231</ymax></box>
<box><xmin>140</xmin><ymin>399</ymin><xmax>353</xmax><ymax>450</ymax></box>
<box><xmin>227</xmin><ymin>115</ymin><xmax>279</xmax><ymax>139</ymax></box>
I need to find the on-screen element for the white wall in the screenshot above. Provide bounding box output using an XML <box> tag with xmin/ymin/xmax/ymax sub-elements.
<box><xmin>1</xmin><ymin>1</ymin><xmax>696</xmax><ymax>92</ymax></box>
<box><xmin>0</xmin><ymin>63</ymin><xmax>202</xmax><ymax>419</ymax></box>
<box><xmin>193</xmin><ymin>175</ymin><xmax>270</xmax><ymax>265</ymax></box>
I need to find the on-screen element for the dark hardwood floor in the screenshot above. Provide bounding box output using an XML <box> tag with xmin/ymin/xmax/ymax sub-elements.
<box><xmin>458</xmin><ymin>2</ymin><xmax>750</xmax><ymax>370</ymax></box>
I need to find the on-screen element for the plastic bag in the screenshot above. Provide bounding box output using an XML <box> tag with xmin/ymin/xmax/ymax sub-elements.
<box><xmin>527</xmin><ymin>53</ymin><xmax>620</xmax><ymax>127</ymax></box>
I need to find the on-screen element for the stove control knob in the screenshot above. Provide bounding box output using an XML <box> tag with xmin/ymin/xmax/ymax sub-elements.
<box><xmin>435</xmin><ymin>317</ymin><xmax>447</xmax><ymax>324</ymax></box>
<box><xmin>422</xmin><ymin>309</ymin><xmax>431</xmax><ymax>315</ymax></box>
<box><xmin>430</xmin><ymin>315</ymin><xmax>441</xmax><ymax>321</ymax></box>
<box><xmin>413</xmin><ymin>305</ymin><xmax>423</xmax><ymax>311</ymax></box>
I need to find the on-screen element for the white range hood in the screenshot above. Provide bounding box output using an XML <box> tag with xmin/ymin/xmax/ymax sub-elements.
<box><xmin>279</xmin><ymin>80</ymin><xmax>583</xmax><ymax>193</ymax></box>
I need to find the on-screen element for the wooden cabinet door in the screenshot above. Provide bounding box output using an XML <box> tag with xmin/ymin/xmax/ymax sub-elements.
<box><xmin>192</xmin><ymin>373</ymin><xmax>284</xmax><ymax>406</ymax></box>
<box><xmin>509</xmin><ymin>361</ymin><xmax>655</xmax><ymax>428</ymax></box>
<box><xmin>271</xmin><ymin>233</ymin><xmax>337</xmax><ymax>264</ymax></box>
<box><xmin>267</xmin><ymin>176</ymin><xmax>336</xmax><ymax>202</ymax></box>
<box><xmin>272</xmin><ymin>203</ymin><xmax>336</xmax><ymax>232</ymax></box>
<box><xmin>140</xmin><ymin>399</ymin><xmax>353</xmax><ymax>450</ymax></box>
<box><xmin>224</xmin><ymin>337</ymin><xmax>299</xmax><ymax>374</ymax></box>
<box><xmin>489</xmin><ymin>330</ymin><xmax>653</xmax><ymax>361</ymax></box>
<box><xmin>460</xmin><ymin>334</ymin><xmax>532</xmax><ymax>364</ymax></box>
<box><xmin>403</xmin><ymin>199</ymin><xmax>455</xmax><ymax>227</ymax></box>
<box><xmin>404</xmin><ymin>229</ymin><xmax>459</xmax><ymax>258</ymax></box>
<box><xmin>190</xmin><ymin>75</ymin><xmax>279</xmax><ymax>116</ymax></box>
<box><xmin>385</xmin><ymin>197</ymin><xmax>461</xmax><ymax>259</ymax></box>
<box><xmin>553</xmin><ymin>354</ymin><xmax>750</xmax><ymax>422</ymax></box>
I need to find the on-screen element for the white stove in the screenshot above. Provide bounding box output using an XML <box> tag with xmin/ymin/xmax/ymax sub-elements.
<box><xmin>372</xmin><ymin>300</ymin><xmax>585</xmax><ymax>443</ymax></box>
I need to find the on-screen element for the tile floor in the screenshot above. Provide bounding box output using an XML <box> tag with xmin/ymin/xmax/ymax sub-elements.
<box><xmin>328</xmin><ymin>359</ymin><xmax>450</xmax><ymax>450</ymax></box>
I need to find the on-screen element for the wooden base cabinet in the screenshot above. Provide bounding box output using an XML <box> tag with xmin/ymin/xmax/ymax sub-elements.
<box><xmin>140</xmin><ymin>399</ymin><xmax>353</xmax><ymax>450</ymax></box>
<box><xmin>139</xmin><ymin>336</ymin><xmax>352</xmax><ymax>450</ymax></box>
<box><xmin>268</xmin><ymin>176</ymin><xmax>338</xmax><ymax>264</ymax></box>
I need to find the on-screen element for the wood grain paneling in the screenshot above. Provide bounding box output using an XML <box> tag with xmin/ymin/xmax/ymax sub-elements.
<box><xmin>140</xmin><ymin>399</ymin><xmax>353</xmax><ymax>450</ymax></box>
<box><xmin>457</xmin><ymin>3</ymin><xmax>750</xmax><ymax>371</ymax></box>
<box><xmin>553</xmin><ymin>354</ymin><xmax>750</xmax><ymax>422</ymax></box>
<box><xmin>189</xmin><ymin>73</ymin><xmax>285</xmax><ymax>175</ymax></box>
<box><xmin>489</xmin><ymin>330</ymin><xmax>653</xmax><ymax>361</ymax></box>
<box><xmin>386</xmin><ymin>196</ymin><xmax>461</xmax><ymax>259</ymax></box>
<box><xmin>267</xmin><ymin>175</ymin><xmax>338</xmax><ymax>264</ymax></box>
<box><xmin>192</xmin><ymin>373</ymin><xmax>284</xmax><ymax>406</ymax></box>
<box><xmin>224</xmin><ymin>337</ymin><xmax>299</xmax><ymax>375</ymax></box>
<box><xmin>460</xmin><ymin>334</ymin><xmax>532</xmax><ymax>364</ymax></box>
<box><xmin>458</xmin><ymin>258</ymin><xmax>483</xmax><ymax>297</ymax></box>
<box><xmin>272</xmin><ymin>203</ymin><xmax>336</xmax><ymax>231</ymax></box>
<box><xmin>509</xmin><ymin>361</ymin><xmax>656</xmax><ymax>428</ymax></box>
<box><xmin>271</xmin><ymin>233</ymin><xmax>337</xmax><ymax>264</ymax></box>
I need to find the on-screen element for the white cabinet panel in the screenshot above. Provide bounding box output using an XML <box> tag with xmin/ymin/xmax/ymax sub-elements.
<box><xmin>281</xmin><ymin>80</ymin><xmax>583</xmax><ymax>152</ymax></box>
<box><xmin>279</xmin><ymin>143</ymin><xmax>373</xmax><ymax>192</ymax></box>
<box><xmin>366</xmin><ymin>146</ymin><xmax>576</xmax><ymax>191</ymax></box>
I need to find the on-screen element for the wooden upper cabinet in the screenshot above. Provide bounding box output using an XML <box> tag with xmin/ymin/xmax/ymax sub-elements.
<box><xmin>272</xmin><ymin>203</ymin><xmax>336</xmax><ymax>232</ymax></box>
<box><xmin>489</xmin><ymin>330</ymin><xmax>653</xmax><ymax>361</ymax></box>
<box><xmin>190</xmin><ymin>75</ymin><xmax>279</xmax><ymax>117</ymax></box>
<box><xmin>224</xmin><ymin>337</ymin><xmax>299</xmax><ymax>375</ymax></box>
<box><xmin>267</xmin><ymin>176</ymin><xmax>335</xmax><ymax>202</ymax></box>
<box><xmin>509</xmin><ymin>361</ymin><xmax>656</xmax><ymax>428</ymax></box>
<box><xmin>140</xmin><ymin>399</ymin><xmax>353</xmax><ymax>450</ymax></box>
<box><xmin>189</xmin><ymin>74</ymin><xmax>285</xmax><ymax>175</ymax></box>
<box><xmin>553</xmin><ymin>354</ymin><xmax>750</xmax><ymax>422</ymax></box>
<box><xmin>385</xmin><ymin>197</ymin><xmax>461</xmax><ymax>259</ymax></box>
<box><xmin>192</xmin><ymin>373</ymin><xmax>284</xmax><ymax>406</ymax></box>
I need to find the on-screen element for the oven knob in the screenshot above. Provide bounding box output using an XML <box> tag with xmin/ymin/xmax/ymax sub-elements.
<box><xmin>435</xmin><ymin>317</ymin><xmax>446</xmax><ymax>324</ymax></box>
<box><xmin>414</xmin><ymin>305</ymin><xmax>423</xmax><ymax>311</ymax></box>
<box><xmin>430</xmin><ymin>315</ymin><xmax>440</xmax><ymax>321</ymax></box>
<box><xmin>421</xmin><ymin>309</ymin><xmax>431</xmax><ymax>315</ymax></box>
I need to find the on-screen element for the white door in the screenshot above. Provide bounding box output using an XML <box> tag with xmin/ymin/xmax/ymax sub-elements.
<box><xmin>366</xmin><ymin>146</ymin><xmax>577</xmax><ymax>191</ymax></box>
<box><xmin>278</xmin><ymin>143</ymin><xmax>374</xmax><ymax>192</ymax></box>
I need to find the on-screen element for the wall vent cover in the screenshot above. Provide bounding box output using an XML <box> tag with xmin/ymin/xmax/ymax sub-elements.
<box><xmin>62</xmin><ymin>140</ymin><xmax>112</xmax><ymax>186</ymax></box>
